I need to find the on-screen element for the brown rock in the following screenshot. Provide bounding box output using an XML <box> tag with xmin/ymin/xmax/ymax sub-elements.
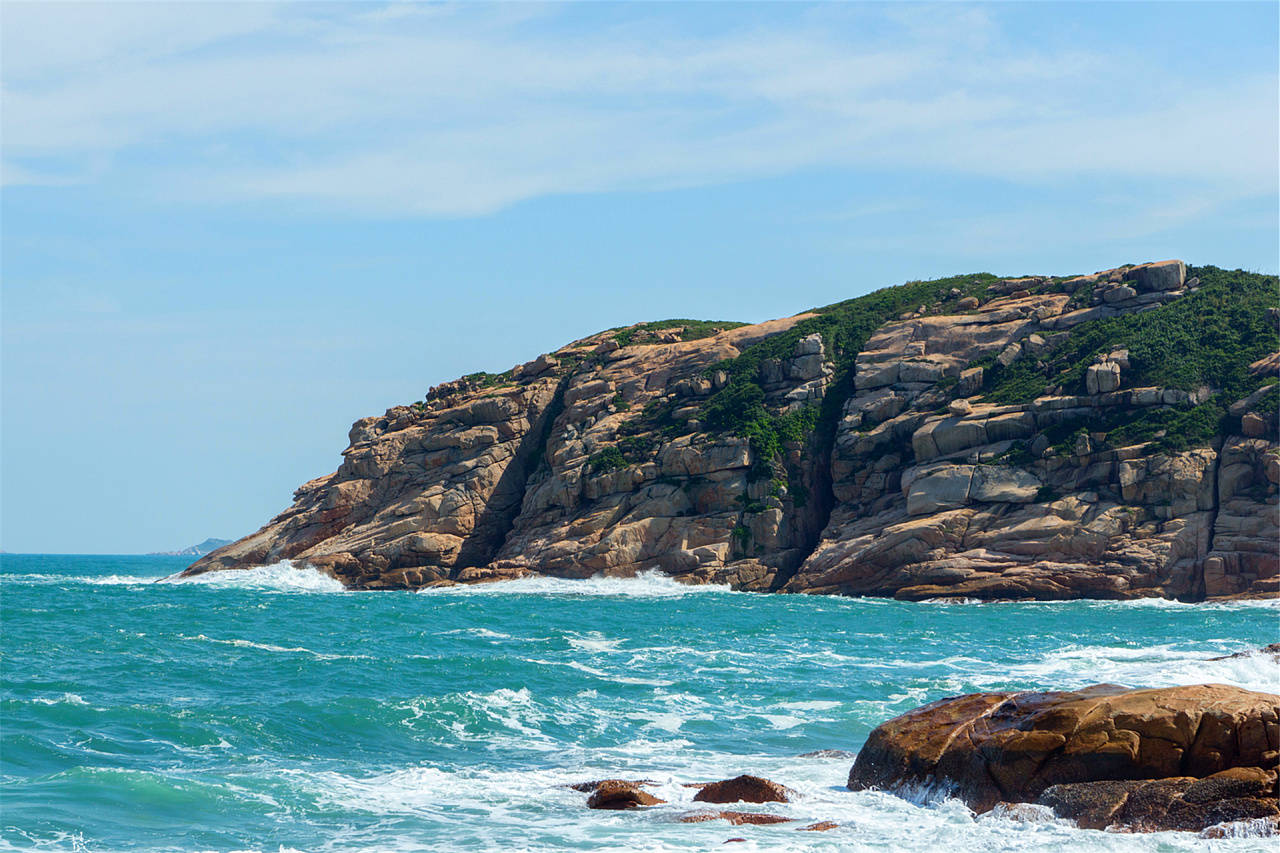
<box><xmin>693</xmin><ymin>775</ymin><xmax>793</xmax><ymax>804</ymax></box>
<box><xmin>1242</xmin><ymin>412</ymin><xmax>1267</xmax><ymax>437</ymax></box>
<box><xmin>797</xmin><ymin>821</ymin><xmax>840</xmax><ymax>831</ymax></box>
<box><xmin>585</xmin><ymin>780</ymin><xmax>666</xmax><ymax>809</ymax></box>
<box><xmin>847</xmin><ymin>683</ymin><xmax>1280</xmax><ymax>831</ymax></box>
<box><xmin>679</xmin><ymin>811</ymin><xmax>793</xmax><ymax>826</ymax></box>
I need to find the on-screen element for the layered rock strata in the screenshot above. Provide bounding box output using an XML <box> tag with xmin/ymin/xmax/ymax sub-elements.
<box><xmin>186</xmin><ymin>261</ymin><xmax>1279</xmax><ymax>600</ymax></box>
<box><xmin>846</xmin><ymin>683</ymin><xmax>1280</xmax><ymax>833</ymax></box>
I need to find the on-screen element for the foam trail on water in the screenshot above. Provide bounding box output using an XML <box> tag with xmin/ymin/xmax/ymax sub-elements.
<box><xmin>977</xmin><ymin>642</ymin><xmax>1280</xmax><ymax>694</ymax></box>
<box><xmin>160</xmin><ymin>561</ymin><xmax>348</xmax><ymax>593</ymax></box>
<box><xmin>417</xmin><ymin>570</ymin><xmax>733</xmax><ymax>598</ymax></box>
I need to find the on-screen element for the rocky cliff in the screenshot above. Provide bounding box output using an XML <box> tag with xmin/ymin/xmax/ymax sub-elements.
<box><xmin>185</xmin><ymin>261</ymin><xmax>1280</xmax><ymax>600</ymax></box>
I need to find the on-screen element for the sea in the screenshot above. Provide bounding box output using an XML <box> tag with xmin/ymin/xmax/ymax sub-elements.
<box><xmin>2</xmin><ymin>554</ymin><xmax>1278</xmax><ymax>852</ymax></box>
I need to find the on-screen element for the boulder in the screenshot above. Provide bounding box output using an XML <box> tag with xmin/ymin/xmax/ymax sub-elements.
<box><xmin>585</xmin><ymin>780</ymin><xmax>666</xmax><ymax>809</ymax></box>
<box><xmin>1125</xmin><ymin>260</ymin><xmax>1186</xmax><ymax>292</ymax></box>
<box><xmin>1086</xmin><ymin>361</ymin><xmax>1121</xmax><ymax>394</ymax></box>
<box><xmin>958</xmin><ymin>367</ymin><xmax>983</xmax><ymax>396</ymax></box>
<box><xmin>847</xmin><ymin>684</ymin><xmax>1280</xmax><ymax>832</ymax></box>
<box><xmin>1103</xmin><ymin>285</ymin><xmax>1138</xmax><ymax>304</ymax></box>
<box><xmin>693</xmin><ymin>775</ymin><xmax>793</xmax><ymax>804</ymax></box>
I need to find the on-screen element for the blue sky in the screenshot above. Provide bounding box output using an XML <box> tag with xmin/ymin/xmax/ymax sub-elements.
<box><xmin>2</xmin><ymin>2</ymin><xmax>1277</xmax><ymax>554</ymax></box>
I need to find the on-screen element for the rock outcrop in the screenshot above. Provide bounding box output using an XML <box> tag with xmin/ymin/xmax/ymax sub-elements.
<box><xmin>185</xmin><ymin>262</ymin><xmax>1279</xmax><ymax>600</ymax></box>
<box><xmin>846</xmin><ymin>683</ymin><xmax>1280</xmax><ymax>832</ymax></box>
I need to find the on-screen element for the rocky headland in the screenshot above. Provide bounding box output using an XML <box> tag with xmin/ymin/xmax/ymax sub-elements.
<box><xmin>185</xmin><ymin>261</ymin><xmax>1279</xmax><ymax>601</ymax></box>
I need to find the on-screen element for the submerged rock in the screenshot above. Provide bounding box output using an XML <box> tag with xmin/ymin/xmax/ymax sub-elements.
<box><xmin>679</xmin><ymin>811</ymin><xmax>793</xmax><ymax>826</ymax></box>
<box><xmin>847</xmin><ymin>683</ymin><xmax>1280</xmax><ymax>833</ymax></box>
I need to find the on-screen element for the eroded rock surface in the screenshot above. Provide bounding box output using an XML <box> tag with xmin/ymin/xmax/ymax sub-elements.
<box><xmin>185</xmin><ymin>262</ymin><xmax>1279</xmax><ymax>601</ymax></box>
<box><xmin>692</xmin><ymin>775</ymin><xmax>793</xmax><ymax>804</ymax></box>
<box><xmin>584</xmin><ymin>780</ymin><xmax>665</xmax><ymax>809</ymax></box>
<box><xmin>847</xmin><ymin>683</ymin><xmax>1280</xmax><ymax>832</ymax></box>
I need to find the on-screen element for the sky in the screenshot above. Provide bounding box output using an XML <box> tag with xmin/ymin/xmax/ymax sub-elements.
<box><xmin>2</xmin><ymin>2</ymin><xmax>1277</xmax><ymax>554</ymax></box>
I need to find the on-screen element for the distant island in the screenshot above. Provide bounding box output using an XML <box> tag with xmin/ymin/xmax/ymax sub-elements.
<box><xmin>149</xmin><ymin>538</ymin><xmax>232</xmax><ymax>557</ymax></box>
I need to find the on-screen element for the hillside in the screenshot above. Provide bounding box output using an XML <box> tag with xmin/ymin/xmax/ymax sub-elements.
<box><xmin>185</xmin><ymin>261</ymin><xmax>1280</xmax><ymax>600</ymax></box>
<box><xmin>150</xmin><ymin>538</ymin><xmax>232</xmax><ymax>557</ymax></box>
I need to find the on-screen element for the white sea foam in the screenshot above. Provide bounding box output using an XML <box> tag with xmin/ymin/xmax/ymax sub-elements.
<box><xmin>566</xmin><ymin>631</ymin><xmax>624</xmax><ymax>653</ymax></box>
<box><xmin>31</xmin><ymin>693</ymin><xmax>89</xmax><ymax>707</ymax></box>
<box><xmin>1</xmin><ymin>572</ymin><xmax>165</xmax><ymax>586</ymax></box>
<box><xmin>438</xmin><ymin>627</ymin><xmax>514</xmax><ymax>640</ymax></box>
<box><xmin>524</xmin><ymin>657</ymin><xmax>675</xmax><ymax>687</ymax></box>
<box><xmin>160</xmin><ymin>561</ymin><xmax>348</xmax><ymax>593</ymax></box>
<box><xmin>985</xmin><ymin>642</ymin><xmax>1280</xmax><ymax>694</ymax></box>
<box><xmin>280</xmin><ymin>749</ymin><xmax>1277</xmax><ymax>853</ymax></box>
<box><xmin>176</xmin><ymin>634</ymin><xmax>370</xmax><ymax>661</ymax></box>
<box><xmin>416</xmin><ymin>570</ymin><xmax>733</xmax><ymax>598</ymax></box>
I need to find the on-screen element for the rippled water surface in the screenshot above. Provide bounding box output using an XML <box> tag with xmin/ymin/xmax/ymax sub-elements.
<box><xmin>3</xmin><ymin>554</ymin><xmax>1278</xmax><ymax>852</ymax></box>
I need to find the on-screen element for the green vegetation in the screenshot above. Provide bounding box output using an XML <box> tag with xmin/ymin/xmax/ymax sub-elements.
<box><xmin>586</xmin><ymin>435</ymin><xmax>658</xmax><ymax>474</ymax></box>
<box><xmin>461</xmin><ymin>369</ymin><xmax>515</xmax><ymax>388</ymax></box>
<box><xmin>982</xmin><ymin>267</ymin><xmax>1279</xmax><ymax>405</ymax></box>
<box><xmin>612</xmin><ymin>318</ymin><xmax>747</xmax><ymax>348</ymax></box>
<box><xmin>975</xmin><ymin>266</ymin><xmax>1279</xmax><ymax>451</ymax></box>
<box><xmin>586</xmin><ymin>446</ymin><xmax>627</xmax><ymax>473</ymax></box>
<box><xmin>696</xmin><ymin>272</ymin><xmax>1001</xmax><ymax>475</ymax></box>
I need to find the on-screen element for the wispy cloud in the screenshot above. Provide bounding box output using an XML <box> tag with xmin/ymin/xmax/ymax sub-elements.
<box><xmin>3</xmin><ymin>3</ymin><xmax>1275</xmax><ymax>217</ymax></box>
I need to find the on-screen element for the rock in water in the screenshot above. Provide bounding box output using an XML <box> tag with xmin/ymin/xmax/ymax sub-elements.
<box><xmin>847</xmin><ymin>683</ymin><xmax>1280</xmax><ymax>832</ymax></box>
<box><xmin>584</xmin><ymin>780</ymin><xmax>665</xmax><ymax>809</ymax></box>
<box><xmin>693</xmin><ymin>775</ymin><xmax>793</xmax><ymax>804</ymax></box>
<box><xmin>678</xmin><ymin>811</ymin><xmax>793</xmax><ymax>825</ymax></box>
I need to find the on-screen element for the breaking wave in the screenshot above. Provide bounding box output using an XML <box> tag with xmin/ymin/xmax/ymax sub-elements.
<box><xmin>417</xmin><ymin>570</ymin><xmax>733</xmax><ymax>598</ymax></box>
<box><xmin>159</xmin><ymin>561</ymin><xmax>348</xmax><ymax>593</ymax></box>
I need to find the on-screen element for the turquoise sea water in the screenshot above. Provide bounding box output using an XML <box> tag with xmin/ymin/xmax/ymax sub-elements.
<box><xmin>2</xmin><ymin>554</ymin><xmax>1278</xmax><ymax>852</ymax></box>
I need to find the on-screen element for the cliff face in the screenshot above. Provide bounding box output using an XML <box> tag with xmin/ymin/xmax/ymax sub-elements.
<box><xmin>186</xmin><ymin>261</ymin><xmax>1280</xmax><ymax>600</ymax></box>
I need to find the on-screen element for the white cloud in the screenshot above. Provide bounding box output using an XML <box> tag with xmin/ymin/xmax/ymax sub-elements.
<box><xmin>2</xmin><ymin>3</ymin><xmax>1275</xmax><ymax>216</ymax></box>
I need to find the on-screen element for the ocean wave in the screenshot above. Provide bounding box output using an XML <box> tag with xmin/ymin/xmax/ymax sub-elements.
<box><xmin>176</xmin><ymin>634</ymin><xmax>371</xmax><ymax>661</ymax></box>
<box><xmin>159</xmin><ymin>561</ymin><xmax>348</xmax><ymax>593</ymax></box>
<box><xmin>416</xmin><ymin>570</ymin><xmax>734</xmax><ymax>598</ymax></box>
<box><xmin>30</xmin><ymin>693</ymin><xmax>90</xmax><ymax>707</ymax></box>
<box><xmin>523</xmin><ymin>658</ymin><xmax>675</xmax><ymax>687</ymax></box>
<box><xmin>280</xmin><ymin>755</ymin><xmax>1265</xmax><ymax>853</ymax></box>
<box><xmin>978</xmin><ymin>642</ymin><xmax>1279</xmax><ymax>694</ymax></box>
<box><xmin>0</xmin><ymin>572</ymin><xmax>165</xmax><ymax>586</ymax></box>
